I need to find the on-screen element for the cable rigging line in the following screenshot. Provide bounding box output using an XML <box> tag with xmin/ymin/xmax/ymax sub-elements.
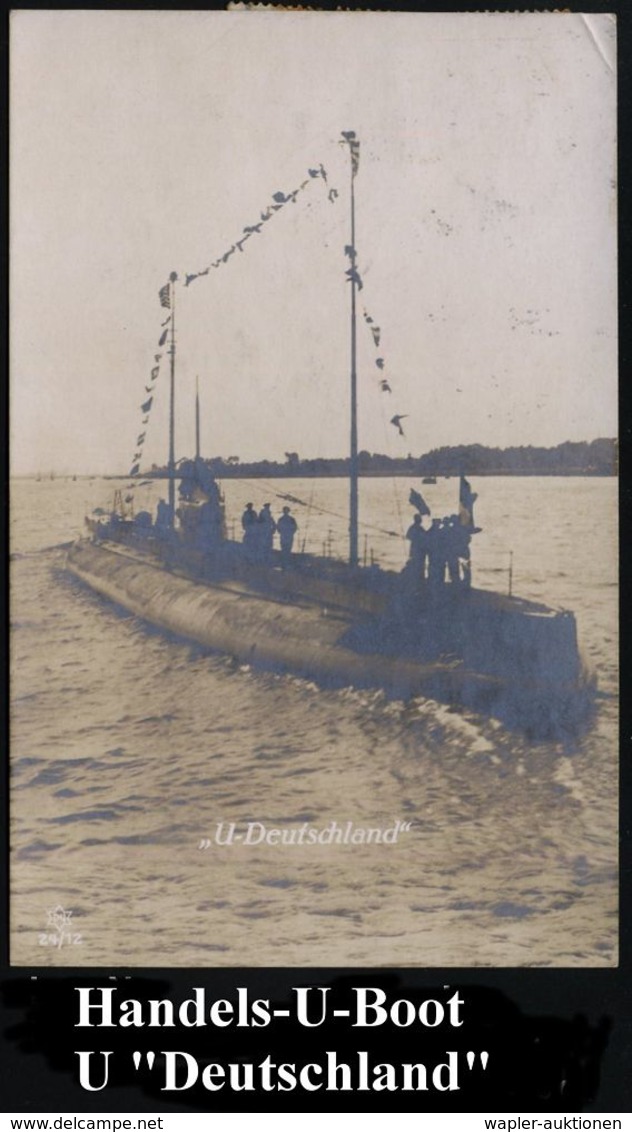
<box><xmin>245</xmin><ymin>476</ymin><xmax>401</xmax><ymax>539</ymax></box>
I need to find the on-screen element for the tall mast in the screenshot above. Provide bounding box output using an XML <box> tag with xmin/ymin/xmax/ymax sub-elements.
<box><xmin>168</xmin><ymin>271</ymin><xmax>178</xmax><ymax>526</ymax></box>
<box><xmin>195</xmin><ymin>376</ymin><xmax>201</xmax><ymax>460</ymax></box>
<box><xmin>342</xmin><ymin>130</ymin><xmax>360</xmax><ymax>568</ymax></box>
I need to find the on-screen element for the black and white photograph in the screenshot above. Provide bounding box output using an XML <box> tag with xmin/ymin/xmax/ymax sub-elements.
<box><xmin>10</xmin><ymin>9</ymin><xmax>618</xmax><ymax>970</ymax></box>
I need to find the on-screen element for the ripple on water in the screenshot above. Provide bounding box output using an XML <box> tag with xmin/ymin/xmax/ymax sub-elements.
<box><xmin>9</xmin><ymin>477</ymin><xmax>618</xmax><ymax>967</ymax></box>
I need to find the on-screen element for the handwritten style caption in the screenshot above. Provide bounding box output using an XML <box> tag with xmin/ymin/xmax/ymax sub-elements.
<box><xmin>74</xmin><ymin>985</ymin><xmax>489</xmax><ymax>1094</ymax></box>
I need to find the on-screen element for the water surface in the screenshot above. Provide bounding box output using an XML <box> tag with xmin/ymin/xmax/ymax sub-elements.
<box><xmin>10</xmin><ymin>475</ymin><xmax>618</xmax><ymax>966</ymax></box>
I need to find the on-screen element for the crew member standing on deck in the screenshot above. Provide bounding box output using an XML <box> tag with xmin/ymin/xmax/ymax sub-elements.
<box><xmin>277</xmin><ymin>506</ymin><xmax>298</xmax><ymax>567</ymax></box>
<box><xmin>445</xmin><ymin>515</ymin><xmax>461</xmax><ymax>585</ymax></box>
<box><xmin>155</xmin><ymin>498</ymin><xmax>171</xmax><ymax>535</ymax></box>
<box><xmin>405</xmin><ymin>513</ymin><xmax>428</xmax><ymax>581</ymax></box>
<box><xmin>242</xmin><ymin>502</ymin><xmax>258</xmax><ymax>561</ymax></box>
<box><xmin>455</xmin><ymin>522</ymin><xmax>473</xmax><ymax>588</ymax></box>
<box><xmin>427</xmin><ymin>518</ymin><xmax>447</xmax><ymax>588</ymax></box>
<box><xmin>258</xmin><ymin>503</ymin><xmax>277</xmax><ymax>563</ymax></box>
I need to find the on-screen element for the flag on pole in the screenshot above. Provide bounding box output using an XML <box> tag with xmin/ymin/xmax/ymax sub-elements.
<box><xmin>459</xmin><ymin>475</ymin><xmax>478</xmax><ymax>528</ymax></box>
<box><xmin>409</xmin><ymin>488</ymin><xmax>430</xmax><ymax>516</ymax></box>
<box><xmin>159</xmin><ymin>283</ymin><xmax>171</xmax><ymax>309</ymax></box>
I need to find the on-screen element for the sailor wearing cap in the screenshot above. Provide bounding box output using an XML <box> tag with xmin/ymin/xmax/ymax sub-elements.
<box><xmin>277</xmin><ymin>506</ymin><xmax>298</xmax><ymax>567</ymax></box>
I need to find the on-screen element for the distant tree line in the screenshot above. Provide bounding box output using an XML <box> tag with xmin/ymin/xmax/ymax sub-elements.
<box><xmin>149</xmin><ymin>437</ymin><xmax>616</xmax><ymax>478</ymax></box>
<box><xmin>416</xmin><ymin>438</ymin><xmax>617</xmax><ymax>476</ymax></box>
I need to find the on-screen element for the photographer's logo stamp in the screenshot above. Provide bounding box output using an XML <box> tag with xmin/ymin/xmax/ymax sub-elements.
<box><xmin>38</xmin><ymin>905</ymin><xmax>83</xmax><ymax>948</ymax></box>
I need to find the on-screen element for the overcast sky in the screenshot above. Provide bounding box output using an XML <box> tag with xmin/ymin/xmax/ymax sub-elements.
<box><xmin>11</xmin><ymin>10</ymin><xmax>617</xmax><ymax>476</ymax></box>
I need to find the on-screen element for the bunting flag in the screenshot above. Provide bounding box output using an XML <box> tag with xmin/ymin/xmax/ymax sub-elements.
<box><xmin>391</xmin><ymin>414</ymin><xmax>407</xmax><ymax>437</ymax></box>
<box><xmin>151</xmin><ymin>366</ymin><xmax>160</xmax><ymax>380</ymax></box>
<box><xmin>161</xmin><ymin>316</ymin><xmax>171</xmax><ymax>327</ymax></box>
<box><xmin>158</xmin><ymin>329</ymin><xmax>168</xmax><ymax>347</ymax></box>
<box><xmin>459</xmin><ymin>476</ymin><xmax>478</xmax><ymax>529</ymax></box>
<box><xmin>345</xmin><ymin>267</ymin><xmax>363</xmax><ymax>290</ymax></box>
<box><xmin>183</xmin><ymin>161</ymin><xmax>337</xmax><ymax>288</ymax></box>
<box><xmin>130</xmin><ymin>463</ymin><xmax>140</xmax><ymax>476</ymax></box>
<box><xmin>185</xmin><ymin>268</ymin><xmax>210</xmax><ymax>286</ymax></box>
<box><xmin>141</xmin><ymin>397</ymin><xmax>153</xmax><ymax>414</ymax></box>
<box><xmin>137</xmin><ymin>433</ymin><xmax>146</xmax><ymax>445</ymax></box>
<box><xmin>159</xmin><ymin>283</ymin><xmax>171</xmax><ymax>309</ymax></box>
<box><xmin>361</xmin><ymin>303</ymin><xmax>405</xmax><ymax>433</ymax></box>
<box><xmin>409</xmin><ymin>488</ymin><xmax>430</xmax><ymax>516</ymax></box>
<box><xmin>341</xmin><ymin>131</ymin><xmax>360</xmax><ymax>177</ymax></box>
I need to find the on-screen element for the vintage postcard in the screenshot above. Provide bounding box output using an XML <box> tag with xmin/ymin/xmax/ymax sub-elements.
<box><xmin>10</xmin><ymin>9</ymin><xmax>617</xmax><ymax>967</ymax></box>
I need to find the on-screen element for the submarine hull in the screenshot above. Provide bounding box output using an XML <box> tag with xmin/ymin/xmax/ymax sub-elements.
<box><xmin>66</xmin><ymin>539</ymin><xmax>594</xmax><ymax>738</ymax></box>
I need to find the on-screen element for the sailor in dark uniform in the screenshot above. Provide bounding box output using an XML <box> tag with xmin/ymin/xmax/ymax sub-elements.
<box><xmin>155</xmin><ymin>498</ymin><xmax>171</xmax><ymax>535</ymax></box>
<box><xmin>242</xmin><ymin>502</ymin><xmax>257</xmax><ymax>535</ymax></box>
<box><xmin>405</xmin><ymin>513</ymin><xmax>428</xmax><ymax>581</ymax></box>
<box><xmin>277</xmin><ymin>506</ymin><xmax>298</xmax><ymax>567</ymax></box>
<box><xmin>241</xmin><ymin>502</ymin><xmax>258</xmax><ymax>560</ymax></box>
<box><xmin>257</xmin><ymin>503</ymin><xmax>277</xmax><ymax>562</ymax></box>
